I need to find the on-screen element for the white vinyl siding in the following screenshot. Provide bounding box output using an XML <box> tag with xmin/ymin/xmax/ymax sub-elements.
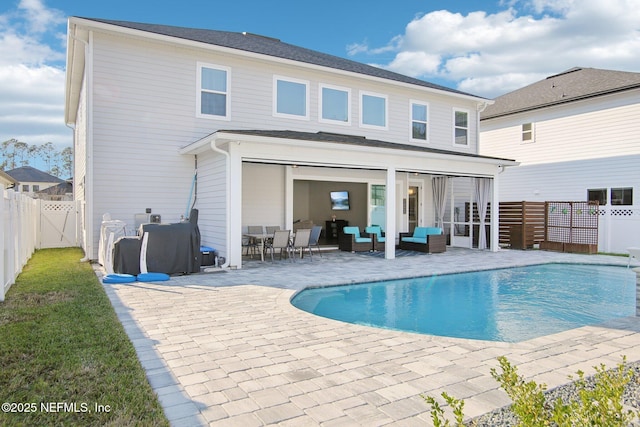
<box><xmin>273</xmin><ymin>76</ymin><xmax>309</xmax><ymax>120</ymax></box>
<box><xmin>360</xmin><ymin>91</ymin><xmax>387</xmax><ymax>129</ymax></box>
<box><xmin>194</xmin><ymin>150</ymin><xmax>228</xmax><ymax>256</ymax></box>
<box><xmin>480</xmin><ymin>93</ymin><xmax>640</xmax><ymax>165</ymax></box>
<box><xmin>196</xmin><ymin>62</ymin><xmax>230</xmax><ymax>120</ymax></box>
<box><xmin>319</xmin><ymin>84</ymin><xmax>350</xmax><ymax>125</ymax></box>
<box><xmin>82</xmin><ymin>30</ymin><xmax>483</xmax><ymax>257</ymax></box>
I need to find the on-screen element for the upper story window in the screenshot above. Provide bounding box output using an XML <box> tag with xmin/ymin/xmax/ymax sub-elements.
<box><xmin>274</xmin><ymin>76</ymin><xmax>309</xmax><ymax>119</ymax></box>
<box><xmin>22</xmin><ymin>184</ymin><xmax>29</xmax><ymax>192</ymax></box>
<box><xmin>360</xmin><ymin>91</ymin><xmax>387</xmax><ymax>129</ymax></box>
<box><xmin>410</xmin><ymin>101</ymin><xmax>429</xmax><ymax>142</ymax></box>
<box><xmin>522</xmin><ymin>123</ymin><xmax>535</xmax><ymax>142</ymax></box>
<box><xmin>611</xmin><ymin>187</ymin><xmax>633</xmax><ymax>205</ymax></box>
<box><xmin>197</xmin><ymin>62</ymin><xmax>230</xmax><ymax>120</ymax></box>
<box><xmin>319</xmin><ymin>84</ymin><xmax>350</xmax><ymax>124</ymax></box>
<box><xmin>32</xmin><ymin>185</ymin><xmax>40</xmax><ymax>192</ymax></box>
<box><xmin>453</xmin><ymin>109</ymin><xmax>469</xmax><ymax>146</ymax></box>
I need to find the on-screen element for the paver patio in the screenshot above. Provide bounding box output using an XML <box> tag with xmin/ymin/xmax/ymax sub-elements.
<box><xmin>99</xmin><ymin>248</ymin><xmax>640</xmax><ymax>426</ymax></box>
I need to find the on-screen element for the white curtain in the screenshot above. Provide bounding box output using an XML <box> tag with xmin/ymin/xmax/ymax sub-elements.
<box><xmin>432</xmin><ymin>176</ymin><xmax>449</xmax><ymax>230</ymax></box>
<box><xmin>475</xmin><ymin>178</ymin><xmax>492</xmax><ymax>250</ymax></box>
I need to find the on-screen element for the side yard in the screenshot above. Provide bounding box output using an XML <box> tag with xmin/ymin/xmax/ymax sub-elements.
<box><xmin>0</xmin><ymin>247</ymin><xmax>168</xmax><ymax>426</ymax></box>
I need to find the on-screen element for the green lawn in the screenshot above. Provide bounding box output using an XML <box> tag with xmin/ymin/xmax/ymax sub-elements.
<box><xmin>0</xmin><ymin>248</ymin><xmax>169</xmax><ymax>426</ymax></box>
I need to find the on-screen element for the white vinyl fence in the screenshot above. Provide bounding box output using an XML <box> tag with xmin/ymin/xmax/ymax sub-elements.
<box><xmin>1</xmin><ymin>190</ymin><xmax>80</xmax><ymax>302</ymax></box>
<box><xmin>1</xmin><ymin>189</ymin><xmax>37</xmax><ymax>301</ymax></box>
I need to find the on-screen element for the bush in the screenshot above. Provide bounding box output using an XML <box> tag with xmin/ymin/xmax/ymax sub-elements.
<box><xmin>422</xmin><ymin>356</ymin><xmax>639</xmax><ymax>427</ymax></box>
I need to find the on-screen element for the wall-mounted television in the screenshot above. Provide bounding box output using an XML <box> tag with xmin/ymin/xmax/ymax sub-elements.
<box><xmin>330</xmin><ymin>191</ymin><xmax>350</xmax><ymax>210</ymax></box>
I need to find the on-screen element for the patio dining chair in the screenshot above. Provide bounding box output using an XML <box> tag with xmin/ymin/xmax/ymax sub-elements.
<box><xmin>308</xmin><ymin>225</ymin><xmax>323</xmax><ymax>257</ymax></box>
<box><xmin>289</xmin><ymin>228</ymin><xmax>312</xmax><ymax>261</ymax></box>
<box><xmin>266</xmin><ymin>229</ymin><xmax>291</xmax><ymax>261</ymax></box>
<box><xmin>244</xmin><ymin>225</ymin><xmax>264</xmax><ymax>258</ymax></box>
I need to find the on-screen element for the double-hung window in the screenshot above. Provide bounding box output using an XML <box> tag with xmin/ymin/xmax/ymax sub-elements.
<box><xmin>274</xmin><ymin>76</ymin><xmax>309</xmax><ymax>119</ymax></box>
<box><xmin>360</xmin><ymin>91</ymin><xmax>387</xmax><ymax>129</ymax></box>
<box><xmin>410</xmin><ymin>101</ymin><xmax>428</xmax><ymax>142</ymax></box>
<box><xmin>453</xmin><ymin>109</ymin><xmax>469</xmax><ymax>146</ymax></box>
<box><xmin>197</xmin><ymin>62</ymin><xmax>230</xmax><ymax>120</ymax></box>
<box><xmin>522</xmin><ymin>123</ymin><xmax>535</xmax><ymax>142</ymax></box>
<box><xmin>319</xmin><ymin>84</ymin><xmax>350</xmax><ymax>124</ymax></box>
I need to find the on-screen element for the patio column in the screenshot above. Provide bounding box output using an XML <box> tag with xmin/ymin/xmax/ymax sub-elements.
<box><xmin>228</xmin><ymin>144</ymin><xmax>243</xmax><ymax>268</ymax></box>
<box><xmin>385</xmin><ymin>167</ymin><xmax>396</xmax><ymax>260</ymax></box>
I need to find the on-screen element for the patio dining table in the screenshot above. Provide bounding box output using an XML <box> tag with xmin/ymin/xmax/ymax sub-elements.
<box><xmin>243</xmin><ymin>232</ymin><xmax>295</xmax><ymax>262</ymax></box>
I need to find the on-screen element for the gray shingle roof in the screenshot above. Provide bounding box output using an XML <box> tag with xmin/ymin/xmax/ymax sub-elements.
<box><xmin>481</xmin><ymin>67</ymin><xmax>640</xmax><ymax>120</ymax></box>
<box><xmin>214</xmin><ymin>129</ymin><xmax>514</xmax><ymax>162</ymax></box>
<box><xmin>79</xmin><ymin>18</ymin><xmax>482</xmax><ymax>99</ymax></box>
<box><xmin>6</xmin><ymin>166</ymin><xmax>64</xmax><ymax>183</ymax></box>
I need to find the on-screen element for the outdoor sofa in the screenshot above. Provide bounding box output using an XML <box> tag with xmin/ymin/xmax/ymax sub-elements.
<box><xmin>399</xmin><ymin>227</ymin><xmax>446</xmax><ymax>253</ymax></box>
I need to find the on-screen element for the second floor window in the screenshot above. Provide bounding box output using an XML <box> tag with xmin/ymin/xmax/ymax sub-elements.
<box><xmin>411</xmin><ymin>101</ymin><xmax>428</xmax><ymax>141</ymax></box>
<box><xmin>197</xmin><ymin>63</ymin><xmax>230</xmax><ymax>119</ymax></box>
<box><xmin>454</xmin><ymin>109</ymin><xmax>469</xmax><ymax>146</ymax></box>
<box><xmin>522</xmin><ymin>123</ymin><xmax>534</xmax><ymax>142</ymax></box>
<box><xmin>320</xmin><ymin>85</ymin><xmax>350</xmax><ymax>124</ymax></box>
<box><xmin>274</xmin><ymin>77</ymin><xmax>309</xmax><ymax>119</ymax></box>
<box><xmin>360</xmin><ymin>92</ymin><xmax>387</xmax><ymax>128</ymax></box>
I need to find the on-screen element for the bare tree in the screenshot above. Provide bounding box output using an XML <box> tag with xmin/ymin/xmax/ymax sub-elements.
<box><xmin>2</xmin><ymin>139</ymin><xmax>72</xmax><ymax>177</ymax></box>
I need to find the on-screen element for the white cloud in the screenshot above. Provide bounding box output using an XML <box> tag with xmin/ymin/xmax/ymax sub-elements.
<box><xmin>365</xmin><ymin>0</ymin><xmax>640</xmax><ymax>98</ymax></box>
<box><xmin>0</xmin><ymin>0</ymin><xmax>69</xmax><ymax>151</ymax></box>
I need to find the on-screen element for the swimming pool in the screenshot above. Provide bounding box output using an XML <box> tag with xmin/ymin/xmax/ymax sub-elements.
<box><xmin>290</xmin><ymin>263</ymin><xmax>636</xmax><ymax>343</ymax></box>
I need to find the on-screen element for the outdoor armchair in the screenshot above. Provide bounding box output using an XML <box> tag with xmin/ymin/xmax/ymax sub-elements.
<box><xmin>365</xmin><ymin>225</ymin><xmax>385</xmax><ymax>251</ymax></box>
<box><xmin>339</xmin><ymin>226</ymin><xmax>372</xmax><ymax>252</ymax></box>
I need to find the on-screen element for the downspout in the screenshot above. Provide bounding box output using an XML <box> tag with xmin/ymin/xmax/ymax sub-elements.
<box><xmin>69</xmin><ymin>32</ymin><xmax>92</xmax><ymax>262</ymax></box>
<box><xmin>210</xmin><ymin>140</ymin><xmax>231</xmax><ymax>269</ymax></box>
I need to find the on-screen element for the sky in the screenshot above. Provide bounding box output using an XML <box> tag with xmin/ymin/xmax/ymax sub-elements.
<box><xmin>1</xmin><ymin>0</ymin><xmax>639</xmax><ymax>156</ymax></box>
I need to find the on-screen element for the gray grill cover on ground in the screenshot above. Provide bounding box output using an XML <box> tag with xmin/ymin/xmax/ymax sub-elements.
<box><xmin>113</xmin><ymin>211</ymin><xmax>201</xmax><ymax>275</ymax></box>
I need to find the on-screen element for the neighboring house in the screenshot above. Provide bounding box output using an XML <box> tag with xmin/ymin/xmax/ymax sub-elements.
<box><xmin>65</xmin><ymin>18</ymin><xmax>515</xmax><ymax>268</ymax></box>
<box><xmin>36</xmin><ymin>179</ymin><xmax>74</xmax><ymax>201</ymax></box>
<box><xmin>5</xmin><ymin>166</ymin><xmax>64</xmax><ymax>198</ymax></box>
<box><xmin>480</xmin><ymin>67</ymin><xmax>640</xmax><ymax>253</ymax></box>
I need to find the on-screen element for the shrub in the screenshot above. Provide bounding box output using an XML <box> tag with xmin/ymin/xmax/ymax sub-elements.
<box><xmin>422</xmin><ymin>356</ymin><xmax>639</xmax><ymax>427</ymax></box>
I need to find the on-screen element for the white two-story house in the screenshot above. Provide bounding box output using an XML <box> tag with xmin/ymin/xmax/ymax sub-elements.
<box><xmin>480</xmin><ymin>67</ymin><xmax>640</xmax><ymax>253</ymax></box>
<box><xmin>65</xmin><ymin>18</ymin><xmax>515</xmax><ymax>268</ymax></box>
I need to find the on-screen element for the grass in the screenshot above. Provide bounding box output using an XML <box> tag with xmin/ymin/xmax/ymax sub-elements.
<box><xmin>0</xmin><ymin>248</ymin><xmax>169</xmax><ymax>426</ymax></box>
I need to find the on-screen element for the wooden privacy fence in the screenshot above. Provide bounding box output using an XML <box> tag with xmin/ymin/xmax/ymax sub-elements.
<box><xmin>540</xmin><ymin>201</ymin><xmax>599</xmax><ymax>254</ymax></box>
<box><xmin>499</xmin><ymin>201</ymin><xmax>546</xmax><ymax>249</ymax></box>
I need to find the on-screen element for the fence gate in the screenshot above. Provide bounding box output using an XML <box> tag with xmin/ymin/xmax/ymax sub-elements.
<box><xmin>39</xmin><ymin>200</ymin><xmax>79</xmax><ymax>249</ymax></box>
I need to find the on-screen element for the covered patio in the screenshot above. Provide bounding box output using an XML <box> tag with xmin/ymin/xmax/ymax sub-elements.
<box><xmin>180</xmin><ymin>130</ymin><xmax>517</xmax><ymax>269</ymax></box>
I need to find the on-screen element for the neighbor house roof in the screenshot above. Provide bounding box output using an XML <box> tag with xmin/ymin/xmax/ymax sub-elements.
<box><xmin>37</xmin><ymin>181</ymin><xmax>73</xmax><ymax>195</ymax></box>
<box><xmin>481</xmin><ymin>67</ymin><xmax>640</xmax><ymax>120</ymax></box>
<box><xmin>73</xmin><ymin>18</ymin><xmax>484</xmax><ymax>100</ymax></box>
<box><xmin>6</xmin><ymin>166</ymin><xmax>64</xmax><ymax>183</ymax></box>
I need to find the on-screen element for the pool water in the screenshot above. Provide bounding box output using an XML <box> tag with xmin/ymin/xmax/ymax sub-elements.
<box><xmin>290</xmin><ymin>264</ymin><xmax>636</xmax><ymax>342</ymax></box>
